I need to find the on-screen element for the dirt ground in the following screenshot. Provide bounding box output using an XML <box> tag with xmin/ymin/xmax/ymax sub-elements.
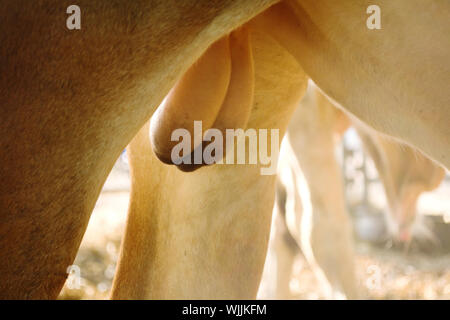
<box><xmin>285</xmin><ymin>243</ymin><xmax>450</xmax><ymax>300</ymax></box>
<box><xmin>58</xmin><ymin>161</ymin><xmax>450</xmax><ymax>300</ymax></box>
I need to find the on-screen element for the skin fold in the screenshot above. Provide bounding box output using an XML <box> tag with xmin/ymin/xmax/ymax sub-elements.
<box><xmin>150</xmin><ymin>27</ymin><xmax>255</xmax><ymax>171</ymax></box>
<box><xmin>149</xmin><ymin>36</ymin><xmax>232</xmax><ymax>165</ymax></box>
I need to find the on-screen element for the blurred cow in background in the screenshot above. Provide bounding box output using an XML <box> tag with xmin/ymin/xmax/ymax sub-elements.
<box><xmin>354</xmin><ymin>123</ymin><xmax>445</xmax><ymax>244</ymax></box>
<box><xmin>259</xmin><ymin>84</ymin><xmax>445</xmax><ymax>299</ymax></box>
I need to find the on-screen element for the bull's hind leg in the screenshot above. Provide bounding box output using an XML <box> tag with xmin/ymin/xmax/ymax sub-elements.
<box><xmin>111</xmin><ymin>29</ymin><xmax>308</xmax><ymax>299</ymax></box>
<box><xmin>0</xmin><ymin>0</ymin><xmax>277</xmax><ymax>299</ymax></box>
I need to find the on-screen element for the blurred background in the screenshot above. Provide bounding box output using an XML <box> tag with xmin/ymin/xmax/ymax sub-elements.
<box><xmin>59</xmin><ymin>120</ymin><xmax>450</xmax><ymax>301</ymax></box>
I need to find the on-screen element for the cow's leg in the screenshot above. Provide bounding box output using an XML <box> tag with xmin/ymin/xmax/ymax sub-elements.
<box><xmin>0</xmin><ymin>0</ymin><xmax>277</xmax><ymax>299</ymax></box>
<box><xmin>251</xmin><ymin>0</ymin><xmax>450</xmax><ymax>169</ymax></box>
<box><xmin>286</xmin><ymin>88</ymin><xmax>359</xmax><ymax>299</ymax></box>
<box><xmin>258</xmin><ymin>177</ymin><xmax>300</xmax><ymax>300</ymax></box>
<box><xmin>271</xmin><ymin>181</ymin><xmax>303</xmax><ymax>300</ymax></box>
<box><xmin>111</xmin><ymin>30</ymin><xmax>308</xmax><ymax>299</ymax></box>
